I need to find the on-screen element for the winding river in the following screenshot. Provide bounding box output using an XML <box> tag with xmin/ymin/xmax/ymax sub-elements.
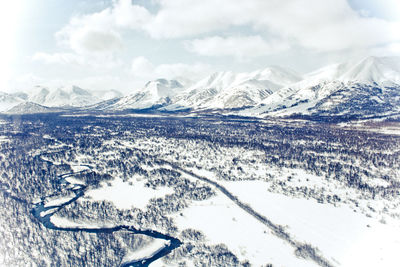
<box><xmin>2</xmin><ymin>168</ymin><xmax>182</xmax><ymax>267</ymax></box>
<box><xmin>2</xmin><ymin>158</ymin><xmax>333</xmax><ymax>267</ymax></box>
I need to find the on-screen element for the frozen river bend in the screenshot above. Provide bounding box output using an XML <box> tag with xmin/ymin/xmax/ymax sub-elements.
<box><xmin>30</xmin><ymin>168</ymin><xmax>182</xmax><ymax>267</ymax></box>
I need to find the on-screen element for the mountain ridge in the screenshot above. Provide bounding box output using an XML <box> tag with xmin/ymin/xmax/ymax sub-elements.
<box><xmin>1</xmin><ymin>56</ymin><xmax>399</xmax><ymax>120</ymax></box>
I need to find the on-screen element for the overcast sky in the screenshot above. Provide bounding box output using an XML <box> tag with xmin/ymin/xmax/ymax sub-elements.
<box><xmin>2</xmin><ymin>0</ymin><xmax>400</xmax><ymax>94</ymax></box>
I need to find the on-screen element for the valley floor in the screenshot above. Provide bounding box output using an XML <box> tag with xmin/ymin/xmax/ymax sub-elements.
<box><xmin>0</xmin><ymin>113</ymin><xmax>399</xmax><ymax>266</ymax></box>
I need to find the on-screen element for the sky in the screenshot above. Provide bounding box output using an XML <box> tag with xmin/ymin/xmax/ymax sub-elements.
<box><xmin>1</xmin><ymin>0</ymin><xmax>400</xmax><ymax>94</ymax></box>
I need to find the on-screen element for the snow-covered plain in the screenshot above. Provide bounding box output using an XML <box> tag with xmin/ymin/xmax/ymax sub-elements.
<box><xmin>85</xmin><ymin>178</ymin><xmax>174</xmax><ymax>210</ymax></box>
<box><xmin>123</xmin><ymin>239</ymin><xmax>170</xmax><ymax>264</ymax></box>
<box><xmin>50</xmin><ymin>215</ymin><xmax>115</xmax><ymax>229</ymax></box>
<box><xmin>44</xmin><ymin>196</ymin><xmax>75</xmax><ymax>208</ymax></box>
<box><xmin>0</xmin><ymin>136</ymin><xmax>9</xmax><ymax>143</ymax></box>
<box><xmin>173</xmin><ymin>193</ymin><xmax>318</xmax><ymax>267</ymax></box>
<box><xmin>164</xmin><ymin>165</ymin><xmax>400</xmax><ymax>267</ymax></box>
<box><xmin>1</xmin><ymin>114</ymin><xmax>398</xmax><ymax>267</ymax></box>
<box><xmin>219</xmin><ymin>180</ymin><xmax>400</xmax><ymax>267</ymax></box>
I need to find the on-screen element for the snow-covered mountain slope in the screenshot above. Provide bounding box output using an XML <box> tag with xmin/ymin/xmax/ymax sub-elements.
<box><xmin>247</xmin><ymin>81</ymin><xmax>400</xmax><ymax>118</ymax></box>
<box><xmin>23</xmin><ymin>85</ymin><xmax>96</xmax><ymax>107</ymax></box>
<box><xmin>22</xmin><ymin>85</ymin><xmax>122</xmax><ymax>108</ymax></box>
<box><xmin>308</xmin><ymin>82</ymin><xmax>400</xmax><ymax>117</ymax></box>
<box><xmin>0</xmin><ymin>86</ymin><xmax>123</xmax><ymax>113</ymax></box>
<box><xmin>92</xmin><ymin>89</ymin><xmax>123</xmax><ymax>101</ymax></box>
<box><xmin>103</xmin><ymin>79</ymin><xmax>185</xmax><ymax>110</ymax></box>
<box><xmin>5</xmin><ymin>102</ymin><xmax>61</xmax><ymax>114</ymax></box>
<box><xmin>4</xmin><ymin>56</ymin><xmax>398</xmax><ymax>119</ymax></box>
<box><xmin>303</xmin><ymin>56</ymin><xmax>400</xmax><ymax>85</ymax></box>
<box><xmin>0</xmin><ymin>92</ymin><xmax>25</xmax><ymax>112</ymax></box>
<box><xmin>165</xmin><ymin>67</ymin><xmax>301</xmax><ymax>110</ymax></box>
<box><xmin>27</xmin><ymin>86</ymin><xmax>51</xmax><ymax>105</ymax></box>
<box><xmin>39</xmin><ymin>85</ymin><xmax>98</xmax><ymax>107</ymax></box>
<box><xmin>243</xmin><ymin>56</ymin><xmax>400</xmax><ymax>118</ymax></box>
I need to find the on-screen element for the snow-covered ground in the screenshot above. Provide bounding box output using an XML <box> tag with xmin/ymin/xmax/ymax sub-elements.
<box><xmin>70</xmin><ymin>164</ymin><xmax>91</xmax><ymax>173</ymax></box>
<box><xmin>337</xmin><ymin>121</ymin><xmax>400</xmax><ymax>136</ymax></box>
<box><xmin>0</xmin><ymin>136</ymin><xmax>9</xmax><ymax>143</ymax></box>
<box><xmin>173</xmin><ymin>193</ymin><xmax>318</xmax><ymax>267</ymax></box>
<box><xmin>50</xmin><ymin>216</ymin><xmax>115</xmax><ymax>229</ymax></box>
<box><xmin>218</xmin><ymin>180</ymin><xmax>400</xmax><ymax>267</ymax></box>
<box><xmin>44</xmin><ymin>196</ymin><xmax>75</xmax><ymax>208</ymax></box>
<box><xmin>123</xmin><ymin>239</ymin><xmax>170</xmax><ymax>264</ymax></box>
<box><xmin>163</xmin><ymin>164</ymin><xmax>400</xmax><ymax>267</ymax></box>
<box><xmin>85</xmin><ymin>178</ymin><xmax>174</xmax><ymax>210</ymax></box>
<box><xmin>65</xmin><ymin>176</ymin><xmax>86</xmax><ymax>185</ymax></box>
<box><xmin>40</xmin><ymin>207</ymin><xmax>59</xmax><ymax>217</ymax></box>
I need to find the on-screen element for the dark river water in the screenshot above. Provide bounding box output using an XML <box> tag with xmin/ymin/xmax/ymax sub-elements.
<box><xmin>2</xmin><ymin>169</ymin><xmax>182</xmax><ymax>267</ymax></box>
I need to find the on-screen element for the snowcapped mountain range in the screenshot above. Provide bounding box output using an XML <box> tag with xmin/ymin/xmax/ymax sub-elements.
<box><xmin>166</xmin><ymin>66</ymin><xmax>301</xmax><ymax>110</ymax></box>
<box><xmin>246</xmin><ymin>56</ymin><xmax>400</xmax><ymax>118</ymax></box>
<box><xmin>0</xmin><ymin>85</ymin><xmax>122</xmax><ymax>113</ymax></box>
<box><xmin>101</xmin><ymin>79</ymin><xmax>185</xmax><ymax>111</ymax></box>
<box><xmin>25</xmin><ymin>85</ymin><xmax>123</xmax><ymax>107</ymax></box>
<box><xmin>0</xmin><ymin>92</ymin><xmax>25</xmax><ymax>112</ymax></box>
<box><xmin>1</xmin><ymin>56</ymin><xmax>400</xmax><ymax>119</ymax></box>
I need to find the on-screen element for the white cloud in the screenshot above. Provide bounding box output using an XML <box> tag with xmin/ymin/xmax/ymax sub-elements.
<box><xmin>130</xmin><ymin>56</ymin><xmax>212</xmax><ymax>84</ymax></box>
<box><xmin>253</xmin><ymin>0</ymin><xmax>400</xmax><ymax>52</ymax></box>
<box><xmin>33</xmin><ymin>6</ymin><xmax>125</xmax><ymax>73</ymax></box>
<box><xmin>53</xmin><ymin>0</ymin><xmax>400</xmax><ymax>58</ymax></box>
<box><xmin>55</xmin><ymin>0</ymin><xmax>150</xmax><ymax>55</ymax></box>
<box><xmin>130</xmin><ymin>56</ymin><xmax>155</xmax><ymax>78</ymax></box>
<box><xmin>32</xmin><ymin>52</ymin><xmax>85</xmax><ymax>65</ymax></box>
<box><xmin>387</xmin><ymin>43</ymin><xmax>400</xmax><ymax>54</ymax></box>
<box><xmin>31</xmin><ymin>0</ymin><xmax>400</xmax><ymax>86</ymax></box>
<box><xmin>143</xmin><ymin>0</ymin><xmax>239</xmax><ymax>39</ymax></box>
<box><xmin>32</xmin><ymin>52</ymin><xmax>122</xmax><ymax>70</ymax></box>
<box><xmin>8</xmin><ymin>72</ymin><xmax>134</xmax><ymax>94</ymax></box>
<box><xmin>69</xmin><ymin>75</ymin><xmax>129</xmax><ymax>93</ymax></box>
<box><xmin>185</xmin><ymin>36</ymin><xmax>289</xmax><ymax>59</ymax></box>
<box><xmin>368</xmin><ymin>42</ymin><xmax>400</xmax><ymax>57</ymax></box>
<box><xmin>70</xmin><ymin>29</ymin><xmax>122</xmax><ymax>53</ymax></box>
<box><xmin>155</xmin><ymin>62</ymin><xmax>211</xmax><ymax>81</ymax></box>
<box><xmin>109</xmin><ymin>0</ymin><xmax>400</xmax><ymax>52</ymax></box>
<box><xmin>7</xmin><ymin>73</ymin><xmax>44</xmax><ymax>93</ymax></box>
<box><xmin>55</xmin><ymin>8</ymin><xmax>122</xmax><ymax>55</ymax></box>
<box><xmin>113</xmin><ymin>0</ymin><xmax>152</xmax><ymax>29</ymax></box>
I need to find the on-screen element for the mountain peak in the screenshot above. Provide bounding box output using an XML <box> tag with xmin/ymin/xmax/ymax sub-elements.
<box><xmin>5</xmin><ymin>101</ymin><xmax>58</xmax><ymax>114</ymax></box>
<box><xmin>144</xmin><ymin>79</ymin><xmax>183</xmax><ymax>89</ymax></box>
<box><xmin>251</xmin><ymin>66</ymin><xmax>302</xmax><ymax>85</ymax></box>
<box><xmin>303</xmin><ymin>56</ymin><xmax>400</xmax><ymax>85</ymax></box>
<box><xmin>340</xmin><ymin>56</ymin><xmax>400</xmax><ymax>84</ymax></box>
<box><xmin>57</xmin><ymin>85</ymin><xmax>91</xmax><ymax>96</ymax></box>
<box><xmin>23</xmin><ymin>85</ymin><xmax>100</xmax><ymax>108</ymax></box>
<box><xmin>107</xmin><ymin>79</ymin><xmax>186</xmax><ymax>111</ymax></box>
<box><xmin>0</xmin><ymin>92</ymin><xmax>25</xmax><ymax>112</ymax></box>
<box><xmin>32</xmin><ymin>85</ymin><xmax>50</xmax><ymax>94</ymax></box>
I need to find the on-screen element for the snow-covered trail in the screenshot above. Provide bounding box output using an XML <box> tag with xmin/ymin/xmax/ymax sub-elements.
<box><xmin>164</xmin><ymin>161</ymin><xmax>334</xmax><ymax>267</ymax></box>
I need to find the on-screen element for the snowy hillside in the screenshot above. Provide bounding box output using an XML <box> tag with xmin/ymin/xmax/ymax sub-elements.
<box><xmin>103</xmin><ymin>79</ymin><xmax>185</xmax><ymax>110</ymax></box>
<box><xmin>105</xmin><ymin>56</ymin><xmax>399</xmax><ymax>116</ymax></box>
<box><xmin>6</xmin><ymin>102</ymin><xmax>61</xmax><ymax>114</ymax></box>
<box><xmin>24</xmin><ymin>85</ymin><xmax>123</xmax><ymax>108</ymax></box>
<box><xmin>27</xmin><ymin>85</ymin><xmax>100</xmax><ymax>107</ymax></box>
<box><xmin>3</xmin><ymin>56</ymin><xmax>399</xmax><ymax>118</ymax></box>
<box><xmin>92</xmin><ymin>89</ymin><xmax>123</xmax><ymax>101</ymax></box>
<box><xmin>1</xmin><ymin>86</ymin><xmax>123</xmax><ymax>113</ymax></box>
<box><xmin>166</xmin><ymin>67</ymin><xmax>301</xmax><ymax>110</ymax></box>
<box><xmin>244</xmin><ymin>56</ymin><xmax>400</xmax><ymax>118</ymax></box>
<box><xmin>302</xmin><ymin>56</ymin><xmax>400</xmax><ymax>85</ymax></box>
<box><xmin>26</xmin><ymin>86</ymin><xmax>51</xmax><ymax>105</ymax></box>
<box><xmin>0</xmin><ymin>92</ymin><xmax>25</xmax><ymax>112</ymax></box>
